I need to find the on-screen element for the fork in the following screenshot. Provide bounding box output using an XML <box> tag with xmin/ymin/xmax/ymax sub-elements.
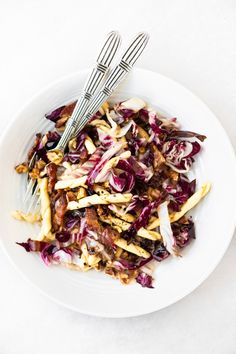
<box><xmin>25</xmin><ymin>32</ymin><xmax>150</xmax><ymax>213</ymax></box>
<box><xmin>72</xmin><ymin>32</ymin><xmax>149</xmax><ymax>138</ymax></box>
<box><xmin>24</xmin><ymin>31</ymin><xmax>121</xmax><ymax>212</ymax></box>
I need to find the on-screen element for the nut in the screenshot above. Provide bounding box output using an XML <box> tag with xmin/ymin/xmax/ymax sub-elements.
<box><xmin>15</xmin><ymin>163</ymin><xmax>28</xmax><ymax>174</ymax></box>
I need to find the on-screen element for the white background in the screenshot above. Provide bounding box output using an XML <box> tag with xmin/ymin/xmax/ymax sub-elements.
<box><xmin>0</xmin><ymin>0</ymin><xmax>236</xmax><ymax>353</ymax></box>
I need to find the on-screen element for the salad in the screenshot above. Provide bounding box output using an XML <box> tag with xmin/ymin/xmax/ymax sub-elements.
<box><xmin>13</xmin><ymin>97</ymin><xmax>210</xmax><ymax>288</ymax></box>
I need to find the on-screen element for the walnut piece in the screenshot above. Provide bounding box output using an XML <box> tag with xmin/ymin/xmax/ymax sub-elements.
<box><xmin>15</xmin><ymin>163</ymin><xmax>28</xmax><ymax>174</ymax></box>
<box><xmin>47</xmin><ymin>150</ymin><xmax>64</xmax><ymax>165</ymax></box>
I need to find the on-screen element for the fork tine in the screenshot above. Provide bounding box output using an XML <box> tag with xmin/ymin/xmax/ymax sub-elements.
<box><xmin>28</xmin><ymin>151</ymin><xmax>37</xmax><ymax>170</ymax></box>
<box><xmin>23</xmin><ymin>178</ymin><xmax>35</xmax><ymax>204</ymax></box>
<box><xmin>26</xmin><ymin>185</ymin><xmax>40</xmax><ymax>214</ymax></box>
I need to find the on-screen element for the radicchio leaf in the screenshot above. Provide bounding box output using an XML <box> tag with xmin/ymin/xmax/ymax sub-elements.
<box><xmin>124</xmin><ymin>195</ymin><xmax>150</xmax><ymax>214</ymax></box>
<box><xmin>16</xmin><ymin>239</ymin><xmax>49</xmax><ymax>252</ymax></box>
<box><xmin>64</xmin><ymin>210</ymin><xmax>83</xmax><ymax>231</ymax></box>
<box><xmin>87</xmin><ymin>142</ymin><xmax>124</xmax><ymax>187</ymax></box>
<box><xmin>109</xmin><ymin>169</ymin><xmax>135</xmax><ymax>193</ymax></box>
<box><xmin>64</xmin><ymin>133</ymin><xmax>87</xmax><ymax>163</ymax></box>
<box><xmin>127</xmin><ymin>156</ymin><xmax>153</xmax><ymax>182</ymax></box>
<box><xmin>136</xmin><ymin>272</ymin><xmax>154</xmax><ymax>288</ymax></box>
<box><xmin>169</xmin><ymin>130</ymin><xmax>206</xmax><ymax>142</ymax></box>
<box><xmin>61</xmin><ymin>147</ymin><xmax>104</xmax><ymax>180</ymax></box>
<box><xmin>41</xmin><ymin>244</ymin><xmax>58</xmax><ymax>266</ymax></box>
<box><xmin>139</xmin><ymin>108</ymin><xmax>149</xmax><ymax>123</ymax></box>
<box><xmin>162</xmin><ymin>139</ymin><xmax>201</xmax><ymax>172</ymax></box>
<box><xmin>123</xmin><ymin>200</ymin><xmax>160</xmax><ymax>239</ymax></box>
<box><xmin>116</xmin><ymin>159</ymin><xmax>133</xmax><ymax>174</ymax></box>
<box><xmin>77</xmin><ymin>217</ymin><xmax>88</xmax><ymax>244</ymax></box>
<box><xmin>113</xmin><ymin>256</ymin><xmax>152</xmax><ymax>271</ymax></box>
<box><xmin>109</xmin><ymin>170</ymin><xmax>126</xmax><ymax>192</ymax></box>
<box><xmin>152</xmin><ymin>243</ymin><xmax>170</xmax><ymax>261</ymax></box>
<box><xmin>45</xmin><ymin>131</ymin><xmax>61</xmax><ymax>149</ymax></box>
<box><xmin>17</xmin><ymin>239</ymin><xmax>74</xmax><ymax>267</ymax></box>
<box><xmin>148</xmin><ymin>111</ymin><xmax>163</xmax><ymax>135</ymax></box>
<box><xmin>90</xmin><ymin>110</ymin><xmax>103</xmax><ymax>121</ymax></box>
<box><xmin>120</xmin><ymin>171</ymin><xmax>135</xmax><ymax>193</ymax></box>
<box><xmin>115</xmin><ymin>98</ymin><xmax>146</xmax><ymax>121</ymax></box>
<box><xmin>51</xmin><ymin>248</ymin><xmax>73</xmax><ymax>264</ymax></box>
<box><xmin>35</xmin><ymin>131</ymin><xmax>61</xmax><ymax>162</ymax></box>
<box><xmin>139</xmin><ymin>148</ymin><xmax>154</xmax><ymax>167</ymax></box>
<box><xmin>45</xmin><ymin>105</ymin><xmax>65</xmax><ymax>122</ymax></box>
<box><xmin>163</xmin><ymin>175</ymin><xmax>196</xmax><ymax>211</ymax></box>
<box><xmin>97</xmin><ymin>128</ymin><xmax>115</xmax><ymax>148</ymax></box>
<box><xmin>172</xmin><ymin>219</ymin><xmax>195</xmax><ymax>248</ymax></box>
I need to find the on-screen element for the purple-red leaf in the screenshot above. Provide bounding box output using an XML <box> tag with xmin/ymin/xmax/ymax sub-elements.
<box><xmin>136</xmin><ymin>272</ymin><xmax>154</xmax><ymax>288</ymax></box>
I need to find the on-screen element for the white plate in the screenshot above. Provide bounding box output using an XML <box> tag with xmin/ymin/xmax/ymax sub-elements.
<box><xmin>0</xmin><ymin>68</ymin><xmax>236</xmax><ymax>318</ymax></box>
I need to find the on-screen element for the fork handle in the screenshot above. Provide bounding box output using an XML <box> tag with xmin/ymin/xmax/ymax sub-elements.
<box><xmin>56</xmin><ymin>31</ymin><xmax>121</xmax><ymax>151</ymax></box>
<box><xmin>74</xmin><ymin>32</ymin><xmax>149</xmax><ymax>135</ymax></box>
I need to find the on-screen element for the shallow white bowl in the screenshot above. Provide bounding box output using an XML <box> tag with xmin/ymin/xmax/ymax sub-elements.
<box><xmin>0</xmin><ymin>68</ymin><xmax>236</xmax><ymax>318</ymax></box>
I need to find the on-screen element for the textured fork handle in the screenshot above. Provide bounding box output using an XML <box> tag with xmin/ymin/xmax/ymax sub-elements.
<box><xmin>56</xmin><ymin>31</ymin><xmax>121</xmax><ymax>151</ymax></box>
<box><xmin>74</xmin><ymin>32</ymin><xmax>149</xmax><ymax>135</ymax></box>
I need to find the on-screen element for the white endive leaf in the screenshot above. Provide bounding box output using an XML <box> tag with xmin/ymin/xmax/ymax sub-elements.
<box><xmin>158</xmin><ymin>201</ymin><xmax>179</xmax><ymax>256</ymax></box>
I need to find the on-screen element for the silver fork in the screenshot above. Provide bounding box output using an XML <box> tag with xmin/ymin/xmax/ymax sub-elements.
<box><xmin>25</xmin><ymin>32</ymin><xmax>149</xmax><ymax>213</ymax></box>
<box><xmin>24</xmin><ymin>31</ymin><xmax>121</xmax><ymax>213</ymax></box>
<box><xmin>72</xmin><ymin>32</ymin><xmax>149</xmax><ymax>137</ymax></box>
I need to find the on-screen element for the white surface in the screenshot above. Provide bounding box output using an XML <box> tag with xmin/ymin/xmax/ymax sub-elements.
<box><xmin>1</xmin><ymin>68</ymin><xmax>235</xmax><ymax>318</ymax></box>
<box><xmin>0</xmin><ymin>0</ymin><xmax>236</xmax><ymax>352</ymax></box>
